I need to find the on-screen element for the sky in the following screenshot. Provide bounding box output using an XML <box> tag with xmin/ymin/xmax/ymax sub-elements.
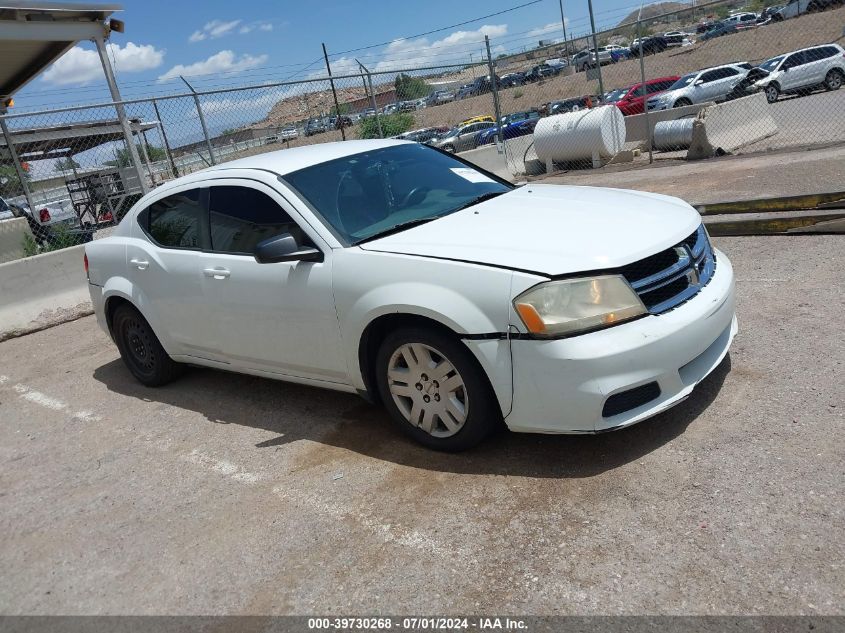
<box><xmin>14</xmin><ymin>0</ymin><xmax>665</xmax><ymax>112</ymax></box>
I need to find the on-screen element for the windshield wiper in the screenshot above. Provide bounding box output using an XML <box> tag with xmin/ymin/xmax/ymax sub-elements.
<box><xmin>450</xmin><ymin>191</ymin><xmax>505</xmax><ymax>213</ymax></box>
<box><xmin>355</xmin><ymin>217</ymin><xmax>439</xmax><ymax>244</ymax></box>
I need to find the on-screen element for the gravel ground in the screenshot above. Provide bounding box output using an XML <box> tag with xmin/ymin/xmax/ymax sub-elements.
<box><xmin>0</xmin><ymin>235</ymin><xmax>842</xmax><ymax>615</ymax></box>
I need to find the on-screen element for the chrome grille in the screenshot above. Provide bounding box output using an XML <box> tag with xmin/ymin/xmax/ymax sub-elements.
<box><xmin>620</xmin><ymin>225</ymin><xmax>716</xmax><ymax>314</ymax></box>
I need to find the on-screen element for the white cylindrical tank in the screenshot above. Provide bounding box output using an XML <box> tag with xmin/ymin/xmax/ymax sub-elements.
<box><xmin>533</xmin><ymin>106</ymin><xmax>626</xmax><ymax>164</ymax></box>
<box><xmin>653</xmin><ymin>118</ymin><xmax>695</xmax><ymax>151</ymax></box>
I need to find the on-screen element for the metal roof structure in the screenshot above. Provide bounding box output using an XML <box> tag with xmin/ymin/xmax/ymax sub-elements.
<box><xmin>0</xmin><ymin>118</ymin><xmax>156</xmax><ymax>161</ymax></box>
<box><xmin>0</xmin><ymin>1</ymin><xmax>122</xmax><ymax>102</ymax></box>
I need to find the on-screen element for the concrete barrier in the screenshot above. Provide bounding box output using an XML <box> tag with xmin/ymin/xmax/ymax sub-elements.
<box><xmin>688</xmin><ymin>93</ymin><xmax>778</xmax><ymax>159</ymax></box>
<box><xmin>624</xmin><ymin>102</ymin><xmax>710</xmax><ymax>146</ymax></box>
<box><xmin>457</xmin><ymin>144</ymin><xmax>513</xmax><ymax>181</ymax></box>
<box><xmin>0</xmin><ymin>218</ymin><xmax>29</xmax><ymax>264</ymax></box>
<box><xmin>0</xmin><ymin>244</ymin><xmax>91</xmax><ymax>340</ymax></box>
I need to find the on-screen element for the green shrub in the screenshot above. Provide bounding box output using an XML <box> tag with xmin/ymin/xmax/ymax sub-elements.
<box><xmin>357</xmin><ymin>112</ymin><xmax>415</xmax><ymax>139</ymax></box>
<box><xmin>513</xmin><ymin>88</ymin><xmax>524</xmax><ymax>99</ymax></box>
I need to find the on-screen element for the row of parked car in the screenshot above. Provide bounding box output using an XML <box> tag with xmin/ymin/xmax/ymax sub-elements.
<box><xmin>391</xmin><ymin>39</ymin><xmax>844</xmax><ymax>159</ymax></box>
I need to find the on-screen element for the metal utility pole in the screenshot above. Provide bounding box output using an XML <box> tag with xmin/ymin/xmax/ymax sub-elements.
<box><xmin>0</xmin><ymin>111</ymin><xmax>36</xmax><ymax>214</ymax></box>
<box><xmin>357</xmin><ymin>59</ymin><xmax>383</xmax><ymax>138</ymax></box>
<box><xmin>485</xmin><ymin>35</ymin><xmax>503</xmax><ymax>148</ymax></box>
<box><xmin>323</xmin><ymin>43</ymin><xmax>346</xmax><ymax>141</ymax></box>
<box><xmin>587</xmin><ymin>0</ymin><xmax>605</xmax><ymax>97</ymax></box>
<box><xmin>558</xmin><ymin>0</ymin><xmax>570</xmax><ymax>65</ymax></box>
<box><xmin>637</xmin><ymin>2</ymin><xmax>653</xmax><ymax>164</ymax></box>
<box><xmin>180</xmin><ymin>75</ymin><xmax>217</xmax><ymax>165</ymax></box>
<box><xmin>94</xmin><ymin>35</ymin><xmax>149</xmax><ymax>194</ymax></box>
<box><xmin>152</xmin><ymin>100</ymin><xmax>179</xmax><ymax>178</ymax></box>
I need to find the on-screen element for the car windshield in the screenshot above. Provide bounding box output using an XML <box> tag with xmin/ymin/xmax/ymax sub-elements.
<box><xmin>282</xmin><ymin>143</ymin><xmax>512</xmax><ymax>245</ymax></box>
<box><xmin>759</xmin><ymin>56</ymin><xmax>784</xmax><ymax>72</ymax></box>
<box><xmin>668</xmin><ymin>73</ymin><xmax>697</xmax><ymax>90</ymax></box>
<box><xmin>0</xmin><ymin>197</ymin><xmax>9</xmax><ymax>213</ymax></box>
<box><xmin>604</xmin><ymin>88</ymin><xmax>629</xmax><ymax>103</ymax></box>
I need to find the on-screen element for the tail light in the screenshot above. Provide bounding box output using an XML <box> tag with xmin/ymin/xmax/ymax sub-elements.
<box><xmin>83</xmin><ymin>253</ymin><xmax>89</xmax><ymax>278</ymax></box>
<box><xmin>39</xmin><ymin>208</ymin><xmax>51</xmax><ymax>223</ymax></box>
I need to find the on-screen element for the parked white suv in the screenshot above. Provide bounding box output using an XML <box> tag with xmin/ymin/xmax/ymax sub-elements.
<box><xmin>647</xmin><ymin>62</ymin><xmax>752</xmax><ymax>110</ymax></box>
<box><xmin>85</xmin><ymin>140</ymin><xmax>736</xmax><ymax>451</ymax></box>
<box><xmin>754</xmin><ymin>44</ymin><xmax>845</xmax><ymax>103</ymax></box>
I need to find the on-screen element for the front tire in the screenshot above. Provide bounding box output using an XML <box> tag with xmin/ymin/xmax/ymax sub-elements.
<box><xmin>824</xmin><ymin>69</ymin><xmax>843</xmax><ymax>91</ymax></box>
<box><xmin>765</xmin><ymin>84</ymin><xmax>780</xmax><ymax>103</ymax></box>
<box><xmin>113</xmin><ymin>304</ymin><xmax>182</xmax><ymax>387</ymax></box>
<box><xmin>442</xmin><ymin>144</ymin><xmax>455</xmax><ymax>153</ymax></box>
<box><xmin>375</xmin><ymin>327</ymin><xmax>501</xmax><ymax>451</ymax></box>
<box><xmin>674</xmin><ymin>98</ymin><xmax>692</xmax><ymax>108</ymax></box>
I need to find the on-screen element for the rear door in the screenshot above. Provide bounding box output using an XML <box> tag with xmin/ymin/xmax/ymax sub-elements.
<box><xmin>127</xmin><ymin>186</ymin><xmax>208</xmax><ymax>357</ymax></box>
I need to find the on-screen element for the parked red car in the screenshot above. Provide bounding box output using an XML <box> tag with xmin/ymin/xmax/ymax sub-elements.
<box><xmin>605</xmin><ymin>76</ymin><xmax>680</xmax><ymax>116</ymax></box>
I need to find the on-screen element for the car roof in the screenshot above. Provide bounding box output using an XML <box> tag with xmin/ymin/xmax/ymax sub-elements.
<box><xmin>193</xmin><ymin>139</ymin><xmax>409</xmax><ymax>177</ymax></box>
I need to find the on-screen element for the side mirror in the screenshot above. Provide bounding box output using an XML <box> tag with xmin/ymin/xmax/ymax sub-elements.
<box><xmin>694</xmin><ymin>79</ymin><xmax>704</xmax><ymax>86</ymax></box>
<box><xmin>782</xmin><ymin>66</ymin><xmax>789</xmax><ymax>72</ymax></box>
<box><xmin>254</xmin><ymin>233</ymin><xmax>323</xmax><ymax>264</ymax></box>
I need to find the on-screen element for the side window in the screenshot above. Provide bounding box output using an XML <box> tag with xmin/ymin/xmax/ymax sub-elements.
<box><xmin>722</xmin><ymin>68</ymin><xmax>739</xmax><ymax>78</ymax></box>
<box><xmin>631</xmin><ymin>85</ymin><xmax>647</xmax><ymax>97</ymax></box>
<box><xmin>208</xmin><ymin>186</ymin><xmax>306</xmax><ymax>255</ymax></box>
<box><xmin>143</xmin><ymin>188</ymin><xmax>202</xmax><ymax>249</ymax></box>
<box><xmin>699</xmin><ymin>70</ymin><xmax>720</xmax><ymax>83</ymax></box>
<box><xmin>783</xmin><ymin>52</ymin><xmax>805</xmax><ymax>69</ymax></box>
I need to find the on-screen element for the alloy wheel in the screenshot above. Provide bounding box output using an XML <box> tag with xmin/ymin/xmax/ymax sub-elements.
<box><xmin>387</xmin><ymin>343</ymin><xmax>468</xmax><ymax>438</ymax></box>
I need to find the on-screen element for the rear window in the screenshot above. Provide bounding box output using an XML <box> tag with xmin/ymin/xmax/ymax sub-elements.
<box><xmin>142</xmin><ymin>189</ymin><xmax>202</xmax><ymax>249</ymax></box>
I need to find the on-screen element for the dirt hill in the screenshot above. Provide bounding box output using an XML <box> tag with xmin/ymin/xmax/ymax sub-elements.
<box><xmin>616</xmin><ymin>2</ymin><xmax>692</xmax><ymax>26</ymax></box>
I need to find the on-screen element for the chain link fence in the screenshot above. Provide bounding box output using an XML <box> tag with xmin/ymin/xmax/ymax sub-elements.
<box><xmin>2</xmin><ymin>0</ymin><xmax>844</xmax><ymax>255</ymax></box>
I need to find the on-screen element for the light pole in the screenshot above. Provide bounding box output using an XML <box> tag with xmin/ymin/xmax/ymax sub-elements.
<box><xmin>587</xmin><ymin>0</ymin><xmax>604</xmax><ymax>97</ymax></box>
<box><xmin>558</xmin><ymin>0</ymin><xmax>570</xmax><ymax>65</ymax></box>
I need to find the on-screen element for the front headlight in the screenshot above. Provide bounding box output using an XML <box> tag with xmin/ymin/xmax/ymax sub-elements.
<box><xmin>513</xmin><ymin>275</ymin><xmax>647</xmax><ymax>338</ymax></box>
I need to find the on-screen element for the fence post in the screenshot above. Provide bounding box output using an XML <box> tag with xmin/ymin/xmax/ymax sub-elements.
<box><xmin>152</xmin><ymin>99</ymin><xmax>180</xmax><ymax>178</ymax></box>
<box><xmin>357</xmin><ymin>60</ymin><xmax>383</xmax><ymax>138</ymax></box>
<box><xmin>322</xmin><ymin>43</ymin><xmax>346</xmax><ymax>141</ymax></box>
<box><xmin>558</xmin><ymin>0</ymin><xmax>571</xmax><ymax>68</ymax></box>
<box><xmin>587</xmin><ymin>0</ymin><xmax>605</xmax><ymax>98</ymax></box>
<box><xmin>180</xmin><ymin>76</ymin><xmax>217</xmax><ymax>165</ymax></box>
<box><xmin>0</xmin><ymin>112</ymin><xmax>37</xmax><ymax>215</ymax></box>
<box><xmin>485</xmin><ymin>36</ymin><xmax>503</xmax><ymax>149</ymax></box>
<box><xmin>93</xmin><ymin>35</ymin><xmax>149</xmax><ymax>195</ymax></box>
<box><xmin>637</xmin><ymin>4</ymin><xmax>653</xmax><ymax>164</ymax></box>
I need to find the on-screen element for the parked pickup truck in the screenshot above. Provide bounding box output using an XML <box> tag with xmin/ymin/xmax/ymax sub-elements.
<box><xmin>0</xmin><ymin>195</ymin><xmax>89</xmax><ymax>247</ymax></box>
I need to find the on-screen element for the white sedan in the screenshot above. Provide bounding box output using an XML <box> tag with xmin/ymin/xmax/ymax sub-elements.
<box><xmin>85</xmin><ymin>140</ymin><xmax>737</xmax><ymax>451</ymax></box>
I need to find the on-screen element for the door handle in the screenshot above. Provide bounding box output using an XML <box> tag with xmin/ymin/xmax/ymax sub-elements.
<box><xmin>203</xmin><ymin>267</ymin><xmax>231</xmax><ymax>280</ymax></box>
<box><xmin>130</xmin><ymin>258</ymin><xmax>149</xmax><ymax>270</ymax></box>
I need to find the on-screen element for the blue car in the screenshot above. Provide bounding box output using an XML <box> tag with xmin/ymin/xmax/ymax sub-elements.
<box><xmin>700</xmin><ymin>21</ymin><xmax>737</xmax><ymax>40</ymax></box>
<box><xmin>476</xmin><ymin>111</ymin><xmax>540</xmax><ymax>146</ymax></box>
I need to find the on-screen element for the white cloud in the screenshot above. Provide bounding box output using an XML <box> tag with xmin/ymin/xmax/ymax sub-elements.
<box><xmin>312</xmin><ymin>24</ymin><xmax>509</xmax><ymax>80</ymax></box>
<box><xmin>41</xmin><ymin>42</ymin><xmax>165</xmax><ymax>86</ymax></box>
<box><xmin>157</xmin><ymin>50</ymin><xmax>268</xmax><ymax>82</ymax></box>
<box><xmin>373</xmin><ymin>24</ymin><xmax>508</xmax><ymax>71</ymax></box>
<box><xmin>239</xmin><ymin>21</ymin><xmax>274</xmax><ymax>34</ymax></box>
<box><xmin>527</xmin><ymin>21</ymin><xmax>568</xmax><ymax>38</ymax></box>
<box><xmin>189</xmin><ymin>19</ymin><xmax>242</xmax><ymax>42</ymax></box>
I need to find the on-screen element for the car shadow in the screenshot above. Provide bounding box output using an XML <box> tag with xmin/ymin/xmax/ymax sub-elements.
<box><xmin>93</xmin><ymin>354</ymin><xmax>731</xmax><ymax>479</ymax></box>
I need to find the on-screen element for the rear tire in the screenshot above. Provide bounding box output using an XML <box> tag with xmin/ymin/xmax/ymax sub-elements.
<box><xmin>113</xmin><ymin>304</ymin><xmax>182</xmax><ymax>387</ymax></box>
<box><xmin>375</xmin><ymin>327</ymin><xmax>501</xmax><ymax>451</ymax></box>
<box><xmin>824</xmin><ymin>69</ymin><xmax>843</xmax><ymax>91</ymax></box>
<box><xmin>765</xmin><ymin>83</ymin><xmax>780</xmax><ymax>103</ymax></box>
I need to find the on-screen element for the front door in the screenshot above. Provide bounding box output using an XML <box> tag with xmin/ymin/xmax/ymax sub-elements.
<box><xmin>197</xmin><ymin>181</ymin><xmax>347</xmax><ymax>384</ymax></box>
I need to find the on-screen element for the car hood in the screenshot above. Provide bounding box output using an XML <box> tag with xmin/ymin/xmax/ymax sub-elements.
<box><xmin>359</xmin><ymin>184</ymin><xmax>701</xmax><ymax>276</ymax></box>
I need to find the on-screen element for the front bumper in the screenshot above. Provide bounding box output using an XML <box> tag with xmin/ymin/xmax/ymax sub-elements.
<box><xmin>505</xmin><ymin>249</ymin><xmax>737</xmax><ymax>433</ymax></box>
